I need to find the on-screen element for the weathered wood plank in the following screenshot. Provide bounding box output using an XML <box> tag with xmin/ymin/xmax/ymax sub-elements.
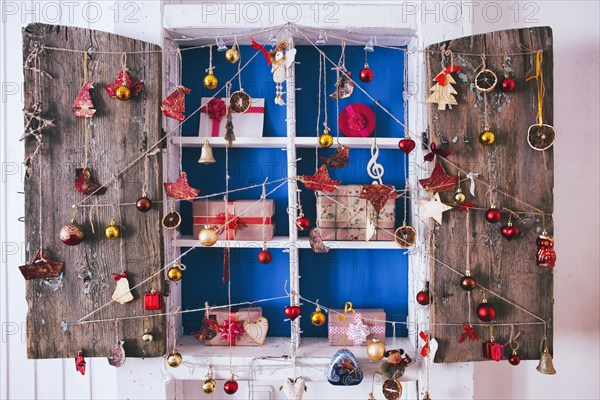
<box><xmin>426</xmin><ymin>27</ymin><xmax>554</xmax><ymax>363</ymax></box>
<box><xmin>22</xmin><ymin>23</ymin><xmax>165</xmax><ymax>358</ymax></box>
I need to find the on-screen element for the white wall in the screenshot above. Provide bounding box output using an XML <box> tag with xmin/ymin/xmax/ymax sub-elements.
<box><xmin>1</xmin><ymin>1</ymin><xmax>598</xmax><ymax>399</ymax></box>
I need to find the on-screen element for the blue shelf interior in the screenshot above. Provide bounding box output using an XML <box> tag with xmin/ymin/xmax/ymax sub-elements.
<box><xmin>179</xmin><ymin>45</ymin><xmax>408</xmax><ymax>338</ymax></box>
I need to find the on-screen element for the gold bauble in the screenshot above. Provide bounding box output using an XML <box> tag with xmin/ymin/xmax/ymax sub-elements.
<box><xmin>454</xmin><ymin>189</ymin><xmax>466</xmax><ymax>204</ymax></box>
<box><xmin>199</xmin><ymin>225</ymin><xmax>219</xmax><ymax>246</ymax></box>
<box><xmin>479</xmin><ymin>130</ymin><xmax>495</xmax><ymax>145</ymax></box>
<box><xmin>105</xmin><ymin>219</ymin><xmax>120</xmax><ymax>240</ymax></box>
<box><xmin>166</xmin><ymin>350</ymin><xmax>183</xmax><ymax>368</ymax></box>
<box><xmin>202</xmin><ymin>378</ymin><xmax>217</xmax><ymax>394</ymax></box>
<box><xmin>115</xmin><ymin>85</ymin><xmax>131</xmax><ymax>101</ymax></box>
<box><xmin>141</xmin><ymin>331</ymin><xmax>153</xmax><ymax>344</ymax></box>
<box><xmin>319</xmin><ymin>130</ymin><xmax>334</xmax><ymax>148</ymax></box>
<box><xmin>203</xmin><ymin>71</ymin><xmax>218</xmax><ymax>90</ymax></box>
<box><xmin>167</xmin><ymin>266</ymin><xmax>183</xmax><ymax>281</ymax></box>
<box><xmin>225</xmin><ymin>48</ymin><xmax>240</xmax><ymax>64</ymax></box>
<box><xmin>310</xmin><ymin>309</ymin><xmax>326</xmax><ymax>327</ymax></box>
<box><xmin>366</xmin><ymin>337</ymin><xmax>386</xmax><ymax>361</ymax></box>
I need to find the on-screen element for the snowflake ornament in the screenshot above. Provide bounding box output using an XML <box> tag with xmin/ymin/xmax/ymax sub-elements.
<box><xmin>346</xmin><ymin>313</ymin><xmax>370</xmax><ymax>346</ymax></box>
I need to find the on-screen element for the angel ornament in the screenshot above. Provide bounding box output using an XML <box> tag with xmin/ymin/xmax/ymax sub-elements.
<box><xmin>269</xmin><ymin>41</ymin><xmax>297</xmax><ymax>106</ymax></box>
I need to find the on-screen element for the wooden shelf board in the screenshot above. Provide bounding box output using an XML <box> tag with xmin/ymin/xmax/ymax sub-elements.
<box><xmin>171</xmin><ymin>136</ymin><xmax>401</xmax><ymax>149</ymax></box>
<box><xmin>173</xmin><ymin>236</ymin><xmax>401</xmax><ymax>250</ymax></box>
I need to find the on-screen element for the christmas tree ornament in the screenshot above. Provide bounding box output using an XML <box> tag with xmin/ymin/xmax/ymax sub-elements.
<box><xmin>500</xmin><ymin>219</ymin><xmax>519</xmax><ymax>241</ymax></box>
<box><xmin>141</xmin><ymin>331</ymin><xmax>153</xmax><ymax>344</ymax></box>
<box><xmin>167</xmin><ymin>261</ymin><xmax>185</xmax><ymax>281</ymax></box>
<box><xmin>527</xmin><ymin>51</ymin><xmax>556</xmax><ymax>151</ymax></box>
<box><xmin>320</xmin><ymin>144</ymin><xmax>350</xmax><ymax>169</ymax></box>
<box><xmin>536</xmin><ymin>344</ymin><xmax>557</xmax><ymax>375</ymax></box>
<box><xmin>382</xmin><ymin>378</ymin><xmax>402</xmax><ymax>400</ymax></box>
<box><xmin>419</xmin><ymin>193</ymin><xmax>453</xmax><ymax>225</ymax></box>
<box><xmin>224</xmin><ymin>376</ymin><xmax>239</xmax><ymax>395</ymax></box>
<box><xmin>426</xmin><ymin>62</ymin><xmax>462</xmax><ymax>110</ymax></box>
<box><xmin>479</xmin><ymin>130</ymin><xmax>495</xmax><ymax>146</ymax></box>
<box><xmin>416</xmin><ymin>283</ymin><xmax>430</xmax><ymax>306</ymax></box>
<box><xmin>104</xmin><ymin>219</ymin><xmax>121</xmax><ymax>240</ymax></box>
<box><xmin>112</xmin><ymin>273</ymin><xmax>134</xmax><ymax>304</ymax></box>
<box><xmin>381</xmin><ymin>349</ymin><xmax>412</xmax><ymax>379</ymax></box>
<box><xmin>161</xmin><ymin>86</ymin><xmax>191</xmax><ymax>121</ymax></box>
<box><xmin>164</xmin><ymin>171</ymin><xmax>200</xmax><ymax>201</ymax></box>
<box><xmin>398</xmin><ymin>137</ymin><xmax>415</xmax><ymax>154</ymax></box>
<box><xmin>310</xmin><ymin>303</ymin><xmax>326</xmax><ymax>327</ymax></box>
<box><xmin>360</xmin><ymin>183</ymin><xmax>399</xmax><ymax>215</ymax></box>
<box><xmin>460</xmin><ymin>271</ymin><xmax>477</xmax><ymax>291</ymax></box>
<box><xmin>536</xmin><ymin>231</ymin><xmax>556</xmax><ymax>267</ymax></box>
<box><xmin>243</xmin><ymin>316</ymin><xmax>269</xmax><ymax>346</ymax></box>
<box><xmin>199</xmin><ymin>225</ymin><xmax>219</xmax><ymax>246</ymax></box>
<box><xmin>509</xmin><ymin>349</ymin><xmax>521</xmax><ymax>365</ymax></box>
<box><xmin>75</xmin><ymin>351</ymin><xmax>86</xmax><ymax>375</ymax></box>
<box><xmin>339</xmin><ymin>103</ymin><xmax>376</xmax><ymax>138</ymax></box>
<box><xmin>301</xmin><ymin>165</ymin><xmax>341</xmax><ymax>193</ymax></box>
<box><xmin>225</xmin><ymin>40</ymin><xmax>240</xmax><ymax>64</ymax></box>
<box><xmin>198</xmin><ymin>139</ymin><xmax>217</xmax><ymax>164</ymax></box>
<box><xmin>144</xmin><ymin>289</ymin><xmax>162</xmax><ymax>310</ymax></box>
<box><xmin>419</xmin><ymin>162</ymin><xmax>458</xmax><ymax>192</ymax></box>
<box><xmin>18</xmin><ymin>249</ymin><xmax>64</xmax><ymax>280</ymax></box>
<box><xmin>319</xmin><ymin>127</ymin><xmax>334</xmax><ymax>148</ymax></box>
<box><xmin>366</xmin><ymin>337</ymin><xmax>386</xmax><ymax>361</ymax></box>
<box><xmin>75</xmin><ymin>167</ymin><xmax>106</xmax><ymax>195</ymax></box>
<box><xmin>327</xmin><ymin>348</ymin><xmax>363</xmax><ymax>386</ymax></box>
<box><xmin>162</xmin><ymin>209</ymin><xmax>182</xmax><ymax>229</ymax></box>
<box><xmin>136</xmin><ymin>196</ymin><xmax>152</xmax><ymax>212</ymax></box>
<box><xmin>104</xmin><ymin>58</ymin><xmax>143</xmax><ymax>100</ymax></box>
<box><xmin>60</xmin><ymin>219</ymin><xmax>85</xmax><ymax>245</ymax></box>
<box><xmin>476</xmin><ymin>298</ymin><xmax>496</xmax><ymax>322</ymax></box>
<box><xmin>72</xmin><ymin>82</ymin><xmax>96</xmax><ymax>117</ymax></box>
<box><xmin>107</xmin><ymin>340</ymin><xmax>126</xmax><ymax>367</ymax></box>
<box><xmin>280</xmin><ymin>377</ymin><xmax>307</xmax><ymax>400</ymax></box>
<box><xmin>203</xmin><ymin>45</ymin><xmax>218</xmax><ymax>90</ymax></box>
<box><xmin>485</xmin><ymin>205</ymin><xmax>501</xmax><ymax>223</ymax></box>
<box><xmin>360</xmin><ymin>48</ymin><xmax>374</xmax><ymax>83</ymax></box>
<box><xmin>284</xmin><ymin>305</ymin><xmax>301</xmax><ymax>321</ymax></box>
<box><xmin>424</xmin><ymin>142</ymin><xmax>454</xmax><ymax>162</ymax></box>
<box><xmin>202</xmin><ymin>372</ymin><xmax>217</xmax><ymax>394</ymax></box>
<box><xmin>166</xmin><ymin>349</ymin><xmax>183</xmax><ymax>368</ymax></box>
<box><xmin>258</xmin><ymin>248</ymin><xmax>273</xmax><ymax>264</ymax></box>
<box><xmin>295</xmin><ymin>215</ymin><xmax>310</xmax><ymax>231</ymax></box>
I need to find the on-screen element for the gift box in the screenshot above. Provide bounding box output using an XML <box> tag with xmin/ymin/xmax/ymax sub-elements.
<box><xmin>328</xmin><ymin>309</ymin><xmax>386</xmax><ymax>346</ymax></box>
<box><xmin>204</xmin><ymin>307</ymin><xmax>266</xmax><ymax>346</ymax></box>
<box><xmin>482</xmin><ymin>340</ymin><xmax>505</xmax><ymax>361</ymax></box>
<box><xmin>193</xmin><ymin>200</ymin><xmax>275</xmax><ymax>241</ymax></box>
<box><xmin>198</xmin><ymin>97</ymin><xmax>265</xmax><ymax>138</ymax></box>
<box><xmin>316</xmin><ymin>185</ymin><xmax>396</xmax><ymax>241</ymax></box>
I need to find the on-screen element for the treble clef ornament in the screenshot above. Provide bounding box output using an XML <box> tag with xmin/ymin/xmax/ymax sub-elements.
<box><xmin>367</xmin><ymin>141</ymin><xmax>385</xmax><ymax>185</ymax></box>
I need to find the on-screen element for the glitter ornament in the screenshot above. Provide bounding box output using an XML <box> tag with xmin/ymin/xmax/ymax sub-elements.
<box><xmin>104</xmin><ymin>219</ymin><xmax>120</xmax><ymax>240</ymax></box>
<box><xmin>223</xmin><ymin>376</ymin><xmax>239</xmax><ymax>395</ymax></box>
<box><xmin>536</xmin><ymin>232</ymin><xmax>556</xmax><ymax>267</ymax></box>
<box><xmin>60</xmin><ymin>220</ymin><xmax>85</xmax><ymax>246</ymax></box>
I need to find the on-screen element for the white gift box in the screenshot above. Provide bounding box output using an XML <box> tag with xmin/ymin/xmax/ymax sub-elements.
<box><xmin>198</xmin><ymin>97</ymin><xmax>265</xmax><ymax>138</ymax></box>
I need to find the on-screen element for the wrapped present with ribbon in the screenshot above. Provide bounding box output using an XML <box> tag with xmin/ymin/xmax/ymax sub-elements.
<box><xmin>316</xmin><ymin>185</ymin><xmax>395</xmax><ymax>241</ymax></box>
<box><xmin>193</xmin><ymin>200</ymin><xmax>275</xmax><ymax>241</ymax></box>
<box><xmin>482</xmin><ymin>339</ymin><xmax>505</xmax><ymax>361</ymax></box>
<box><xmin>198</xmin><ymin>97</ymin><xmax>265</xmax><ymax>138</ymax></box>
<box><xmin>204</xmin><ymin>307</ymin><xmax>265</xmax><ymax>346</ymax></box>
<box><xmin>328</xmin><ymin>308</ymin><xmax>386</xmax><ymax>346</ymax></box>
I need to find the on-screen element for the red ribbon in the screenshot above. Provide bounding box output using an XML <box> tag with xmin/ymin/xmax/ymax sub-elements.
<box><xmin>200</xmin><ymin>98</ymin><xmax>227</xmax><ymax>137</ymax></box>
<box><xmin>112</xmin><ymin>273</ymin><xmax>127</xmax><ymax>281</ymax></box>
<box><xmin>218</xmin><ymin>313</ymin><xmax>244</xmax><ymax>345</ymax></box>
<box><xmin>251</xmin><ymin>37</ymin><xmax>271</xmax><ymax>65</ymax></box>
<box><xmin>459</xmin><ymin>324</ymin><xmax>479</xmax><ymax>343</ymax></box>
<box><xmin>434</xmin><ymin>64</ymin><xmax>462</xmax><ymax>85</ymax></box>
<box><xmin>419</xmin><ymin>331</ymin><xmax>430</xmax><ymax>357</ymax></box>
<box><xmin>194</xmin><ymin>202</ymin><xmax>272</xmax><ymax>240</ymax></box>
<box><xmin>454</xmin><ymin>202</ymin><xmax>475</xmax><ymax>211</ymax></box>
<box><xmin>424</xmin><ymin>142</ymin><xmax>455</xmax><ymax>162</ymax></box>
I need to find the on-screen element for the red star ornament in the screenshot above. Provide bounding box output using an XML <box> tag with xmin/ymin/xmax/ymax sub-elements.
<box><xmin>19</xmin><ymin>249</ymin><xmax>64</xmax><ymax>280</ymax></box>
<box><xmin>163</xmin><ymin>172</ymin><xmax>200</xmax><ymax>201</ymax></box>
<box><xmin>320</xmin><ymin>145</ymin><xmax>350</xmax><ymax>169</ymax></box>
<box><xmin>161</xmin><ymin>86</ymin><xmax>191</xmax><ymax>121</ymax></box>
<box><xmin>359</xmin><ymin>183</ymin><xmax>399</xmax><ymax>214</ymax></box>
<box><xmin>301</xmin><ymin>165</ymin><xmax>340</xmax><ymax>193</ymax></box>
<box><xmin>418</xmin><ymin>162</ymin><xmax>458</xmax><ymax>193</ymax></box>
<box><xmin>104</xmin><ymin>67</ymin><xmax>144</xmax><ymax>98</ymax></box>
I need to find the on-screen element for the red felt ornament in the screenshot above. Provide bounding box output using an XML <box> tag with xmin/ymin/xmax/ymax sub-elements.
<box><xmin>161</xmin><ymin>86</ymin><xmax>191</xmax><ymax>121</ymax></box>
<box><xmin>75</xmin><ymin>351</ymin><xmax>86</xmax><ymax>375</ymax></box>
<box><xmin>485</xmin><ymin>206</ymin><xmax>501</xmax><ymax>223</ymax></box>
<box><xmin>258</xmin><ymin>249</ymin><xmax>273</xmax><ymax>265</ymax></box>
<box><xmin>75</xmin><ymin>168</ymin><xmax>106</xmax><ymax>195</ymax></box>
<box><xmin>360</xmin><ymin>64</ymin><xmax>374</xmax><ymax>83</ymax></box>
<box><xmin>359</xmin><ymin>183</ymin><xmax>399</xmax><ymax>215</ymax></box>
<box><xmin>398</xmin><ymin>138</ymin><xmax>415</xmax><ymax>154</ymax></box>
<box><xmin>476</xmin><ymin>299</ymin><xmax>496</xmax><ymax>322</ymax></box>
<box><xmin>223</xmin><ymin>377</ymin><xmax>239</xmax><ymax>395</ymax></box>
<box><xmin>284</xmin><ymin>305</ymin><xmax>301</xmax><ymax>321</ymax></box>
<box><xmin>295</xmin><ymin>215</ymin><xmax>310</xmax><ymax>231</ymax></box>
<box><xmin>320</xmin><ymin>145</ymin><xmax>350</xmax><ymax>169</ymax></box>
<box><xmin>18</xmin><ymin>249</ymin><xmax>64</xmax><ymax>280</ymax></box>
<box><xmin>72</xmin><ymin>82</ymin><xmax>96</xmax><ymax>118</ymax></box>
<box><xmin>104</xmin><ymin>67</ymin><xmax>143</xmax><ymax>100</ymax></box>
<box><xmin>163</xmin><ymin>172</ymin><xmax>200</xmax><ymax>201</ymax></box>
<box><xmin>301</xmin><ymin>165</ymin><xmax>340</xmax><ymax>193</ymax></box>
<box><xmin>536</xmin><ymin>232</ymin><xmax>556</xmax><ymax>267</ymax></box>
<box><xmin>500</xmin><ymin>221</ymin><xmax>519</xmax><ymax>241</ymax></box>
<box><xmin>418</xmin><ymin>162</ymin><xmax>458</xmax><ymax>193</ymax></box>
<box><xmin>500</xmin><ymin>77</ymin><xmax>516</xmax><ymax>92</ymax></box>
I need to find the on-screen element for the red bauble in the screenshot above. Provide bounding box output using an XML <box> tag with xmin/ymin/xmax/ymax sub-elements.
<box><xmin>476</xmin><ymin>300</ymin><xmax>496</xmax><ymax>322</ymax></box>
<box><xmin>485</xmin><ymin>208</ymin><xmax>501</xmax><ymax>223</ymax></box>
<box><xmin>257</xmin><ymin>249</ymin><xmax>273</xmax><ymax>265</ymax></box>
<box><xmin>509</xmin><ymin>353</ymin><xmax>521</xmax><ymax>366</ymax></box>
<box><xmin>223</xmin><ymin>378</ymin><xmax>239</xmax><ymax>395</ymax></box>
<box><xmin>136</xmin><ymin>196</ymin><xmax>152</xmax><ymax>212</ymax></box>
<box><xmin>416</xmin><ymin>290</ymin><xmax>430</xmax><ymax>306</ymax></box>
<box><xmin>284</xmin><ymin>305</ymin><xmax>301</xmax><ymax>321</ymax></box>
<box><xmin>359</xmin><ymin>64</ymin><xmax>374</xmax><ymax>83</ymax></box>
<box><xmin>500</xmin><ymin>77</ymin><xmax>516</xmax><ymax>92</ymax></box>
<box><xmin>295</xmin><ymin>216</ymin><xmax>310</xmax><ymax>231</ymax></box>
<box><xmin>500</xmin><ymin>224</ymin><xmax>519</xmax><ymax>241</ymax></box>
<box><xmin>60</xmin><ymin>222</ymin><xmax>85</xmax><ymax>246</ymax></box>
<box><xmin>398</xmin><ymin>138</ymin><xmax>416</xmax><ymax>154</ymax></box>
<box><xmin>460</xmin><ymin>275</ymin><xmax>477</xmax><ymax>291</ymax></box>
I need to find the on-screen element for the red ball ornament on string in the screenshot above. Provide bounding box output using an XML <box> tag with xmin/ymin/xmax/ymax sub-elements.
<box><xmin>136</xmin><ymin>196</ymin><xmax>152</xmax><ymax>212</ymax></box>
<box><xmin>485</xmin><ymin>207</ymin><xmax>501</xmax><ymax>223</ymax></box>
<box><xmin>295</xmin><ymin>215</ymin><xmax>310</xmax><ymax>231</ymax></box>
<box><xmin>500</xmin><ymin>77</ymin><xmax>516</xmax><ymax>92</ymax></box>
<box><xmin>359</xmin><ymin>64</ymin><xmax>374</xmax><ymax>83</ymax></box>
<box><xmin>509</xmin><ymin>351</ymin><xmax>521</xmax><ymax>366</ymax></box>
<box><xmin>257</xmin><ymin>249</ymin><xmax>272</xmax><ymax>265</ymax></box>
<box><xmin>416</xmin><ymin>290</ymin><xmax>430</xmax><ymax>306</ymax></box>
<box><xmin>223</xmin><ymin>377</ymin><xmax>239</xmax><ymax>395</ymax></box>
<box><xmin>476</xmin><ymin>299</ymin><xmax>496</xmax><ymax>322</ymax></box>
<box><xmin>60</xmin><ymin>221</ymin><xmax>85</xmax><ymax>246</ymax></box>
<box><xmin>460</xmin><ymin>275</ymin><xmax>477</xmax><ymax>291</ymax></box>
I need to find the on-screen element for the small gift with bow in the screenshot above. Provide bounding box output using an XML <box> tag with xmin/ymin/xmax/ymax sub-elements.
<box><xmin>327</xmin><ymin>304</ymin><xmax>386</xmax><ymax>346</ymax></box>
<box><xmin>193</xmin><ymin>200</ymin><xmax>275</xmax><ymax>241</ymax></box>
<box><xmin>198</xmin><ymin>97</ymin><xmax>265</xmax><ymax>138</ymax></box>
<box><xmin>203</xmin><ymin>307</ymin><xmax>265</xmax><ymax>346</ymax></box>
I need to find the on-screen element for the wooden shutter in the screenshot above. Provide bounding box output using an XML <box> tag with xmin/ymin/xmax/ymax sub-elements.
<box><xmin>22</xmin><ymin>23</ymin><xmax>165</xmax><ymax>358</ymax></box>
<box><xmin>426</xmin><ymin>27</ymin><xmax>554</xmax><ymax>362</ymax></box>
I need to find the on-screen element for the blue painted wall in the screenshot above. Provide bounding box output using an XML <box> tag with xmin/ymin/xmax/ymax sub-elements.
<box><xmin>180</xmin><ymin>45</ymin><xmax>408</xmax><ymax>338</ymax></box>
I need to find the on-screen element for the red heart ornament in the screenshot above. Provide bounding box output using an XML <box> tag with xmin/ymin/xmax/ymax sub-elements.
<box><xmin>501</xmin><ymin>225</ymin><xmax>519</xmax><ymax>241</ymax></box>
<box><xmin>284</xmin><ymin>305</ymin><xmax>301</xmax><ymax>321</ymax></box>
<box><xmin>398</xmin><ymin>138</ymin><xmax>416</xmax><ymax>154</ymax></box>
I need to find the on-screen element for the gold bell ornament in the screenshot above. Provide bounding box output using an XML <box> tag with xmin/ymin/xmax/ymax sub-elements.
<box><xmin>105</xmin><ymin>219</ymin><xmax>121</xmax><ymax>240</ymax></box>
<box><xmin>166</xmin><ymin>349</ymin><xmax>183</xmax><ymax>368</ymax></box>
<box><xmin>310</xmin><ymin>303</ymin><xmax>326</xmax><ymax>327</ymax></box>
<box><xmin>225</xmin><ymin>41</ymin><xmax>240</xmax><ymax>64</ymax></box>
<box><xmin>198</xmin><ymin>139</ymin><xmax>217</xmax><ymax>164</ymax></box>
<box><xmin>536</xmin><ymin>346</ymin><xmax>557</xmax><ymax>375</ymax></box>
<box><xmin>319</xmin><ymin>127</ymin><xmax>334</xmax><ymax>148</ymax></box>
<box><xmin>366</xmin><ymin>337</ymin><xmax>386</xmax><ymax>361</ymax></box>
<box><xmin>202</xmin><ymin>371</ymin><xmax>217</xmax><ymax>394</ymax></box>
<box><xmin>199</xmin><ymin>225</ymin><xmax>219</xmax><ymax>246</ymax></box>
<box><xmin>167</xmin><ymin>261</ymin><xmax>186</xmax><ymax>282</ymax></box>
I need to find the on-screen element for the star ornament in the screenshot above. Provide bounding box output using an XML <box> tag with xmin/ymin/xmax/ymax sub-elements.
<box><xmin>420</xmin><ymin>193</ymin><xmax>453</xmax><ymax>225</ymax></box>
<box><xmin>163</xmin><ymin>172</ymin><xmax>200</xmax><ymax>201</ymax></box>
<box><xmin>161</xmin><ymin>86</ymin><xmax>191</xmax><ymax>121</ymax></box>
<box><xmin>359</xmin><ymin>183</ymin><xmax>399</xmax><ymax>214</ymax></box>
<box><xmin>19</xmin><ymin>249</ymin><xmax>64</xmax><ymax>280</ymax></box>
<box><xmin>418</xmin><ymin>162</ymin><xmax>458</xmax><ymax>193</ymax></box>
<box><xmin>301</xmin><ymin>165</ymin><xmax>340</xmax><ymax>193</ymax></box>
<box><xmin>320</xmin><ymin>145</ymin><xmax>350</xmax><ymax>169</ymax></box>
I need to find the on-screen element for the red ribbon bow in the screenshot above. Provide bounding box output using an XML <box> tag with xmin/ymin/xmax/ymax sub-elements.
<box><xmin>424</xmin><ymin>142</ymin><xmax>455</xmax><ymax>162</ymax></box>
<box><xmin>250</xmin><ymin>37</ymin><xmax>272</xmax><ymax>65</ymax></box>
<box><xmin>434</xmin><ymin>65</ymin><xmax>462</xmax><ymax>85</ymax></box>
<box><xmin>112</xmin><ymin>273</ymin><xmax>127</xmax><ymax>281</ymax></box>
<box><xmin>459</xmin><ymin>324</ymin><xmax>480</xmax><ymax>343</ymax></box>
<box><xmin>419</xmin><ymin>331</ymin><xmax>430</xmax><ymax>357</ymax></box>
<box><xmin>200</xmin><ymin>98</ymin><xmax>227</xmax><ymax>137</ymax></box>
<box><xmin>454</xmin><ymin>202</ymin><xmax>475</xmax><ymax>211</ymax></box>
<box><xmin>218</xmin><ymin>320</ymin><xmax>244</xmax><ymax>345</ymax></box>
<box><xmin>215</xmin><ymin>213</ymin><xmax>244</xmax><ymax>240</ymax></box>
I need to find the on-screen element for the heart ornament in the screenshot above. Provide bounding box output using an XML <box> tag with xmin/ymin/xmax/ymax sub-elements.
<box><xmin>280</xmin><ymin>377</ymin><xmax>307</xmax><ymax>400</ymax></box>
<box><xmin>398</xmin><ymin>138</ymin><xmax>416</xmax><ymax>154</ymax></box>
<box><xmin>243</xmin><ymin>317</ymin><xmax>269</xmax><ymax>346</ymax></box>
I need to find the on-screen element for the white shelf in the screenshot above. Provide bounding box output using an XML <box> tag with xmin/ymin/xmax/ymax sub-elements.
<box><xmin>173</xmin><ymin>235</ymin><xmax>401</xmax><ymax>250</ymax></box>
<box><xmin>171</xmin><ymin>136</ymin><xmax>401</xmax><ymax>149</ymax></box>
